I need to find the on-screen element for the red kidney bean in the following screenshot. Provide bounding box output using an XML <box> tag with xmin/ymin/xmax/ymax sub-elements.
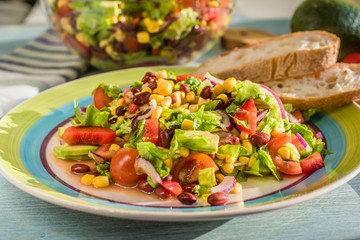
<box><xmin>88</xmin><ymin>168</ymin><xmax>100</xmax><ymax>176</ymax></box>
<box><xmin>181</xmin><ymin>183</ymin><xmax>196</xmax><ymax>193</ymax></box>
<box><xmin>137</xmin><ymin>179</ymin><xmax>154</xmax><ymax>193</ymax></box>
<box><xmin>71</xmin><ymin>164</ymin><xmax>90</xmax><ymax>175</ymax></box>
<box><xmin>132</xmin><ymin>92</ymin><xmax>151</xmax><ymax>106</ymax></box>
<box><xmin>200</xmin><ymin>85</ymin><xmax>213</xmax><ymax>99</ymax></box>
<box><xmin>142</xmin><ymin>72</ymin><xmax>156</xmax><ymax>83</ymax></box>
<box><xmin>148</xmin><ymin>81</ymin><xmax>158</xmax><ymax>90</ymax></box>
<box><xmin>179</xmin><ymin>84</ymin><xmax>190</xmax><ymax>93</ymax></box>
<box><xmin>250</xmin><ymin>132</ymin><xmax>270</xmax><ymax>147</ymax></box>
<box><xmin>155</xmin><ymin>186</ymin><xmax>172</xmax><ymax>199</ymax></box>
<box><xmin>207</xmin><ymin>192</ymin><xmax>229</xmax><ymax>206</ymax></box>
<box><xmin>170</xmin><ymin>94</ymin><xmax>177</xmax><ymax>104</ymax></box>
<box><xmin>178</xmin><ymin>192</ymin><xmax>197</xmax><ymax>205</ymax></box>
<box><xmin>159</xmin><ymin>130</ymin><xmax>171</xmax><ymax>149</ymax></box>
<box><xmin>215</xmin><ymin>99</ymin><xmax>227</xmax><ymax>110</ymax></box>
<box><xmin>219</xmin><ymin>136</ymin><xmax>240</xmax><ymax>146</ymax></box>
<box><xmin>131</xmin><ymin>87</ymin><xmax>141</xmax><ymax>94</ymax></box>
<box><xmin>109</xmin><ymin>118</ymin><xmax>117</xmax><ymax>124</ymax></box>
<box><xmin>116</xmin><ymin>107</ymin><xmax>125</xmax><ymax>116</ymax></box>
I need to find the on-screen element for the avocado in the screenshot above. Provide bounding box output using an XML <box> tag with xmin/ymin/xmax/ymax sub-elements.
<box><xmin>291</xmin><ymin>0</ymin><xmax>360</xmax><ymax>60</ymax></box>
<box><xmin>54</xmin><ymin>145</ymin><xmax>99</xmax><ymax>160</ymax></box>
<box><xmin>57</xmin><ymin>127</ymin><xmax>67</xmax><ymax>138</ymax></box>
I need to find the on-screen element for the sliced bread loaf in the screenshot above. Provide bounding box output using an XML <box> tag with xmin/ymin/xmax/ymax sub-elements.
<box><xmin>263</xmin><ymin>63</ymin><xmax>360</xmax><ymax>109</ymax></box>
<box><xmin>195</xmin><ymin>31</ymin><xmax>340</xmax><ymax>83</ymax></box>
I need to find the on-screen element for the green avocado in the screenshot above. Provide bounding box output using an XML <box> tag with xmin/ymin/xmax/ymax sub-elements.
<box><xmin>53</xmin><ymin>145</ymin><xmax>99</xmax><ymax>160</ymax></box>
<box><xmin>291</xmin><ymin>0</ymin><xmax>360</xmax><ymax>60</ymax></box>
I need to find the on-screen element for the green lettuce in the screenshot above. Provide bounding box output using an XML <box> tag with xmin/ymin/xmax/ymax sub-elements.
<box><xmin>72</xmin><ymin>101</ymin><xmax>109</xmax><ymax>128</ymax></box>
<box><xmin>255</xmin><ymin>149</ymin><xmax>281</xmax><ymax>181</ymax></box>
<box><xmin>109</xmin><ymin>119</ymin><xmax>132</xmax><ymax>137</ymax></box>
<box><xmin>174</xmin><ymin>76</ymin><xmax>201</xmax><ymax>92</ymax></box>
<box><xmin>163</xmin><ymin>8</ymin><xmax>198</xmax><ymax>40</ymax></box>
<box><xmin>124</xmin><ymin>119</ymin><xmax>145</xmax><ymax>149</ymax></box>
<box><xmin>94</xmin><ymin>83</ymin><xmax>123</xmax><ymax>99</ymax></box>
<box><xmin>217</xmin><ymin>144</ymin><xmax>252</xmax><ymax>158</ymax></box>
<box><xmin>191</xmin><ymin>105</ymin><xmax>222</xmax><ymax>132</ymax></box>
<box><xmin>193</xmin><ymin>168</ymin><xmax>217</xmax><ymax>198</ymax></box>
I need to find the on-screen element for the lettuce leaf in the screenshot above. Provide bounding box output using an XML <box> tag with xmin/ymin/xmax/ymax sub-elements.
<box><xmin>255</xmin><ymin>149</ymin><xmax>281</xmax><ymax>181</ymax></box>
<box><xmin>217</xmin><ymin>144</ymin><xmax>251</xmax><ymax>158</ymax></box>
<box><xmin>174</xmin><ymin>76</ymin><xmax>201</xmax><ymax>92</ymax></box>
<box><xmin>193</xmin><ymin>168</ymin><xmax>216</xmax><ymax>198</ymax></box>
<box><xmin>109</xmin><ymin>119</ymin><xmax>132</xmax><ymax>137</ymax></box>
<box><xmin>95</xmin><ymin>83</ymin><xmax>123</xmax><ymax>99</ymax></box>
<box><xmin>72</xmin><ymin>101</ymin><xmax>109</xmax><ymax>128</ymax></box>
<box><xmin>191</xmin><ymin>105</ymin><xmax>222</xmax><ymax>132</ymax></box>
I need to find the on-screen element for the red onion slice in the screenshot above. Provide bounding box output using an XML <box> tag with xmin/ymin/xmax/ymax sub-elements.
<box><xmin>88</xmin><ymin>151</ymin><xmax>105</xmax><ymax>164</ymax></box>
<box><xmin>211</xmin><ymin>176</ymin><xmax>236</xmax><ymax>194</ymax></box>
<box><xmin>286</xmin><ymin>110</ymin><xmax>300</xmax><ymax>124</ymax></box>
<box><xmin>296</xmin><ymin>133</ymin><xmax>312</xmax><ymax>152</ymax></box>
<box><xmin>80</xmin><ymin>106</ymin><xmax>87</xmax><ymax>114</ymax></box>
<box><xmin>260</xmin><ymin>84</ymin><xmax>286</xmax><ymax>120</ymax></box>
<box><xmin>135</xmin><ymin>157</ymin><xmax>163</xmax><ymax>184</ymax></box>
<box><xmin>136</xmin><ymin>99</ymin><xmax>157</xmax><ymax>121</ymax></box>
<box><xmin>216</xmin><ymin>110</ymin><xmax>233</xmax><ymax>131</ymax></box>
<box><xmin>257</xmin><ymin>109</ymin><xmax>268</xmax><ymax>122</ymax></box>
<box><xmin>204</xmin><ymin>72</ymin><xmax>224</xmax><ymax>85</ymax></box>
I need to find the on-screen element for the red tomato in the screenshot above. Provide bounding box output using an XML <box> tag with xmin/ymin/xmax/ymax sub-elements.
<box><xmin>142</xmin><ymin>119</ymin><xmax>160</xmax><ymax>145</ymax></box>
<box><xmin>110</xmin><ymin>148</ymin><xmax>146</xmax><ymax>187</ymax></box>
<box><xmin>182</xmin><ymin>0</ymin><xmax>208</xmax><ymax>8</ymax></box>
<box><xmin>93</xmin><ymin>86</ymin><xmax>113</xmax><ymax>110</ymax></box>
<box><xmin>176</xmin><ymin>74</ymin><xmax>205</xmax><ymax>82</ymax></box>
<box><xmin>63</xmin><ymin>34</ymin><xmax>90</xmax><ymax>58</ymax></box>
<box><xmin>342</xmin><ymin>53</ymin><xmax>360</xmax><ymax>63</ymax></box>
<box><xmin>300</xmin><ymin>152</ymin><xmax>324</xmax><ymax>173</ymax></box>
<box><xmin>233</xmin><ymin>99</ymin><xmax>257</xmax><ymax>135</ymax></box>
<box><xmin>56</xmin><ymin>4</ymin><xmax>72</xmax><ymax>15</ymax></box>
<box><xmin>161</xmin><ymin>180</ymin><xmax>183</xmax><ymax>196</ymax></box>
<box><xmin>268</xmin><ymin>133</ymin><xmax>302</xmax><ymax>175</ymax></box>
<box><xmin>203</xmin><ymin>7</ymin><xmax>222</xmax><ymax>22</ymax></box>
<box><xmin>171</xmin><ymin>153</ymin><xmax>219</xmax><ymax>182</ymax></box>
<box><xmin>62</xmin><ymin>126</ymin><xmax>116</xmax><ymax>145</ymax></box>
<box><xmin>292</xmin><ymin>110</ymin><xmax>304</xmax><ymax>124</ymax></box>
<box><xmin>127</xmin><ymin>103</ymin><xmax>140</xmax><ymax>114</ymax></box>
<box><xmin>123</xmin><ymin>34</ymin><xmax>146</xmax><ymax>52</ymax></box>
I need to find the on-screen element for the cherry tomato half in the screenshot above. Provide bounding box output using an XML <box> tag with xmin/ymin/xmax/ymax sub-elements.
<box><xmin>93</xmin><ymin>86</ymin><xmax>113</xmax><ymax>110</ymax></box>
<box><xmin>342</xmin><ymin>53</ymin><xmax>360</xmax><ymax>63</ymax></box>
<box><xmin>233</xmin><ymin>99</ymin><xmax>257</xmax><ymax>135</ymax></box>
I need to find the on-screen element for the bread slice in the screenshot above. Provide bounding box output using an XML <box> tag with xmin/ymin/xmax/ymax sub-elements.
<box><xmin>263</xmin><ymin>63</ymin><xmax>360</xmax><ymax>110</ymax></box>
<box><xmin>195</xmin><ymin>31</ymin><xmax>340</xmax><ymax>83</ymax></box>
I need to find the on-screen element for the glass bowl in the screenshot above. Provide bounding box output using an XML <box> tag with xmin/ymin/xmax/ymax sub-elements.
<box><xmin>42</xmin><ymin>0</ymin><xmax>234</xmax><ymax>70</ymax></box>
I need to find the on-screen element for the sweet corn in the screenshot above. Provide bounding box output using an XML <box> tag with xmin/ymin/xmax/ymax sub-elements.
<box><xmin>109</xmin><ymin>144</ymin><xmax>121</xmax><ymax>152</ymax></box>
<box><xmin>209</xmin><ymin>21</ymin><xmax>218</xmax><ymax>33</ymax></box>
<box><xmin>114</xmin><ymin>29</ymin><xmax>125</xmax><ymax>42</ymax></box>
<box><xmin>222</xmin><ymin>163</ymin><xmax>234</xmax><ymax>174</ymax></box>
<box><xmin>110</xmin><ymin>106</ymin><xmax>116</xmax><ymax>116</ymax></box>
<box><xmin>216</xmin><ymin>154</ymin><xmax>226</xmax><ymax>160</ymax></box>
<box><xmin>179</xmin><ymin>147</ymin><xmax>190</xmax><ymax>157</ymax></box>
<box><xmin>198</xmin><ymin>97</ymin><xmax>211</xmax><ymax>105</ymax></box>
<box><xmin>225</xmin><ymin>155</ymin><xmax>237</xmax><ymax>163</ymax></box>
<box><xmin>208</xmin><ymin>0</ymin><xmax>219</xmax><ymax>7</ymax></box>
<box><xmin>57</xmin><ymin>0</ymin><xmax>68</xmax><ymax>7</ymax></box>
<box><xmin>278</xmin><ymin>146</ymin><xmax>291</xmax><ymax>160</ymax></box>
<box><xmin>171</xmin><ymin>91</ymin><xmax>182</xmax><ymax>107</ymax></box>
<box><xmin>215</xmin><ymin>173</ymin><xmax>225</xmax><ymax>183</ymax></box>
<box><xmin>157</xmin><ymin>80</ymin><xmax>173</xmax><ymax>96</ymax></box>
<box><xmin>142</xmin><ymin>86</ymin><xmax>152</xmax><ymax>94</ymax></box>
<box><xmin>155</xmin><ymin>70</ymin><xmax>167</xmax><ymax>79</ymax></box>
<box><xmin>181</xmin><ymin>119</ymin><xmax>194</xmax><ymax>130</ymax></box>
<box><xmin>212</xmin><ymin>84</ymin><xmax>224</xmax><ymax>98</ymax></box>
<box><xmin>152</xmin><ymin>88</ymin><xmax>158</xmax><ymax>94</ymax></box>
<box><xmin>151</xmin><ymin>106</ymin><xmax>163</xmax><ymax>119</ymax></box>
<box><xmin>164</xmin><ymin>158</ymin><xmax>173</xmax><ymax>168</ymax></box>
<box><xmin>189</xmin><ymin>104</ymin><xmax>199</xmax><ymax>113</ymax></box>
<box><xmin>105</xmin><ymin>44</ymin><xmax>114</xmax><ymax>55</ymax></box>
<box><xmin>248</xmin><ymin>155</ymin><xmax>257</xmax><ymax>168</ymax></box>
<box><xmin>216</xmin><ymin>93</ymin><xmax>228</xmax><ymax>102</ymax></box>
<box><xmin>242</xmin><ymin>139</ymin><xmax>253</xmax><ymax>152</ymax></box>
<box><xmin>238</xmin><ymin>156</ymin><xmax>250</xmax><ymax>164</ymax></box>
<box><xmin>231</xmin><ymin>128</ymin><xmax>240</xmax><ymax>137</ymax></box>
<box><xmin>118</xmin><ymin>15</ymin><xmax>127</xmax><ymax>23</ymax></box>
<box><xmin>143</xmin><ymin>17</ymin><xmax>151</xmax><ymax>26</ymax></box>
<box><xmin>117</xmin><ymin>98</ymin><xmax>125</xmax><ymax>107</ymax></box>
<box><xmin>147</xmin><ymin>20</ymin><xmax>160</xmax><ymax>33</ymax></box>
<box><xmin>231</xmin><ymin>91</ymin><xmax>237</xmax><ymax>99</ymax></box>
<box><xmin>230</xmin><ymin>182</ymin><xmax>243</xmax><ymax>193</ymax></box>
<box><xmin>161</xmin><ymin>96</ymin><xmax>172</xmax><ymax>107</ymax></box>
<box><xmin>108</xmin><ymin>15</ymin><xmax>118</xmax><ymax>24</ymax></box>
<box><xmin>186</xmin><ymin>91</ymin><xmax>196</xmax><ymax>103</ymax></box>
<box><xmin>116</xmin><ymin>116</ymin><xmax>125</xmax><ymax>123</ymax></box>
<box><xmin>75</xmin><ymin>33</ymin><xmax>89</xmax><ymax>47</ymax></box>
<box><xmin>150</xmin><ymin>94</ymin><xmax>164</xmax><ymax>103</ymax></box>
<box><xmin>180</xmin><ymin>91</ymin><xmax>186</xmax><ymax>100</ymax></box>
<box><xmin>124</xmin><ymin>112</ymin><xmax>132</xmax><ymax>117</ymax></box>
<box><xmin>200</xmin><ymin>20</ymin><xmax>207</xmax><ymax>27</ymax></box>
<box><xmin>92</xmin><ymin>176</ymin><xmax>110</xmax><ymax>188</ymax></box>
<box><xmin>168</xmin><ymin>80</ymin><xmax>175</xmax><ymax>88</ymax></box>
<box><xmin>81</xmin><ymin>174</ymin><xmax>95</xmax><ymax>185</ymax></box>
<box><xmin>223</xmin><ymin>77</ymin><xmax>237</xmax><ymax>91</ymax></box>
<box><xmin>240</xmin><ymin>131</ymin><xmax>249</xmax><ymax>140</ymax></box>
<box><xmin>137</xmin><ymin>31</ymin><xmax>150</xmax><ymax>44</ymax></box>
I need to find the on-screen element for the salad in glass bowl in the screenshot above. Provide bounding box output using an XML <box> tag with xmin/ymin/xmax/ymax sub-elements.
<box><xmin>42</xmin><ymin>0</ymin><xmax>234</xmax><ymax>70</ymax></box>
<box><xmin>53</xmin><ymin>70</ymin><xmax>329</xmax><ymax>206</ymax></box>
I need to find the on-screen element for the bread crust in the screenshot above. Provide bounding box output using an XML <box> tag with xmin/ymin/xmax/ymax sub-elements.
<box><xmin>195</xmin><ymin>31</ymin><xmax>340</xmax><ymax>82</ymax></box>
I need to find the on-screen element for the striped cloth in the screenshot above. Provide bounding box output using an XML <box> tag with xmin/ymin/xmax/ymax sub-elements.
<box><xmin>0</xmin><ymin>29</ymin><xmax>88</xmax><ymax>118</ymax></box>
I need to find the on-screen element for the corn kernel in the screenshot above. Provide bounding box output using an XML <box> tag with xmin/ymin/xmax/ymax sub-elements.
<box><xmin>189</xmin><ymin>104</ymin><xmax>199</xmax><ymax>113</ymax></box>
<box><xmin>225</xmin><ymin>155</ymin><xmax>237</xmax><ymax>163</ymax></box>
<box><xmin>231</xmin><ymin>91</ymin><xmax>238</xmax><ymax>99</ymax></box>
<box><xmin>75</xmin><ymin>33</ymin><xmax>89</xmax><ymax>47</ymax></box>
<box><xmin>186</xmin><ymin>91</ymin><xmax>196</xmax><ymax>103</ymax></box>
<box><xmin>179</xmin><ymin>147</ymin><xmax>190</xmax><ymax>157</ymax></box>
<box><xmin>164</xmin><ymin>159</ymin><xmax>173</xmax><ymax>168</ymax></box>
<box><xmin>242</xmin><ymin>139</ymin><xmax>253</xmax><ymax>152</ymax></box>
<box><xmin>161</xmin><ymin>96</ymin><xmax>172</xmax><ymax>107</ymax></box>
<box><xmin>155</xmin><ymin>70</ymin><xmax>167</xmax><ymax>79</ymax></box>
<box><xmin>142</xmin><ymin>86</ymin><xmax>153</xmax><ymax>94</ymax></box>
<box><xmin>240</xmin><ymin>131</ymin><xmax>249</xmax><ymax>140</ymax></box>
<box><xmin>208</xmin><ymin>0</ymin><xmax>220</xmax><ymax>7</ymax></box>
<box><xmin>117</xmin><ymin>98</ymin><xmax>125</xmax><ymax>107</ymax></box>
<box><xmin>152</xmin><ymin>88</ymin><xmax>158</xmax><ymax>94</ymax></box>
<box><xmin>137</xmin><ymin>31</ymin><xmax>150</xmax><ymax>44</ymax></box>
<box><xmin>216</xmin><ymin>93</ymin><xmax>228</xmax><ymax>102</ymax></box>
<box><xmin>57</xmin><ymin>0</ymin><xmax>68</xmax><ymax>7</ymax></box>
<box><xmin>230</xmin><ymin>182</ymin><xmax>243</xmax><ymax>193</ymax></box>
<box><xmin>81</xmin><ymin>174</ymin><xmax>95</xmax><ymax>185</ymax></box>
<box><xmin>212</xmin><ymin>84</ymin><xmax>225</xmax><ymax>98</ymax></box>
<box><xmin>278</xmin><ymin>146</ymin><xmax>291</xmax><ymax>160</ymax></box>
<box><xmin>151</xmin><ymin>106</ymin><xmax>163</xmax><ymax>119</ymax></box>
<box><xmin>124</xmin><ymin>112</ymin><xmax>131</xmax><ymax>117</ymax></box>
<box><xmin>110</xmin><ymin>106</ymin><xmax>116</xmax><ymax>116</ymax></box>
<box><xmin>215</xmin><ymin>173</ymin><xmax>225</xmax><ymax>183</ymax></box>
<box><xmin>157</xmin><ymin>80</ymin><xmax>173</xmax><ymax>96</ymax></box>
<box><xmin>118</xmin><ymin>15</ymin><xmax>127</xmax><ymax>23</ymax></box>
<box><xmin>116</xmin><ymin>116</ymin><xmax>125</xmax><ymax>123</ymax></box>
<box><xmin>114</xmin><ymin>29</ymin><xmax>125</xmax><ymax>42</ymax></box>
<box><xmin>223</xmin><ymin>77</ymin><xmax>237</xmax><ymax>91</ymax></box>
<box><xmin>123</xmin><ymin>134</ymin><xmax>130</xmax><ymax>141</ymax></box>
<box><xmin>200</xmin><ymin>20</ymin><xmax>207</xmax><ymax>27</ymax></box>
<box><xmin>150</xmin><ymin>94</ymin><xmax>164</xmax><ymax>103</ymax></box>
<box><xmin>231</xmin><ymin>128</ymin><xmax>240</xmax><ymax>137</ymax></box>
<box><xmin>248</xmin><ymin>155</ymin><xmax>257</xmax><ymax>168</ymax></box>
<box><xmin>180</xmin><ymin>91</ymin><xmax>186</xmax><ymax>100</ymax></box>
<box><xmin>238</xmin><ymin>156</ymin><xmax>250</xmax><ymax>164</ymax></box>
<box><xmin>99</xmin><ymin>39</ymin><xmax>109</xmax><ymax>48</ymax></box>
<box><xmin>216</xmin><ymin>154</ymin><xmax>226</xmax><ymax>160</ymax></box>
<box><xmin>181</xmin><ymin>119</ymin><xmax>194</xmax><ymax>130</ymax></box>
<box><xmin>222</xmin><ymin>163</ymin><xmax>234</xmax><ymax>174</ymax></box>
<box><xmin>92</xmin><ymin>176</ymin><xmax>110</xmax><ymax>188</ymax></box>
<box><xmin>147</xmin><ymin>20</ymin><xmax>160</xmax><ymax>33</ymax></box>
<box><xmin>143</xmin><ymin>17</ymin><xmax>151</xmax><ymax>26</ymax></box>
<box><xmin>209</xmin><ymin>21</ymin><xmax>218</xmax><ymax>32</ymax></box>
<box><xmin>171</xmin><ymin>91</ymin><xmax>182</xmax><ymax>107</ymax></box>
<box><xmin>105</xmin><ymin>44</ymin><xmax>114</xmax><ymax>55</ymax></box>
<box><xmin>198</xmin><ymin>97</ymin><xmax>211</xmax><ymax>105</ymax></box>
<box><xmin>108</xmin><ymin>15</ymin><xmax>118</xmax><ymax>24</ymax></box>
<box><xmin>168</xmin><ymin>80</ymin><xmax>175</xmax><ymax>88</ymax></box>
<box><xmin>109</xmin><ymin>144</ymin><xmax>121</xmax><ymax>152</ymax></box>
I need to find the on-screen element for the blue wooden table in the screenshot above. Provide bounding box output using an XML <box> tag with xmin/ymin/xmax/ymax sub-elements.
<box><xmin>1</xmin><ymin>21</ymin><xmax>360</xmax><ymax>240</ymax></box>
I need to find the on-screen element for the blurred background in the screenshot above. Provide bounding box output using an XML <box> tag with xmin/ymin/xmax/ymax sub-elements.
<box><xmin>0</xmin><ymin>0</ymin><xmax>304</xmax><ymax>25</ymax></box>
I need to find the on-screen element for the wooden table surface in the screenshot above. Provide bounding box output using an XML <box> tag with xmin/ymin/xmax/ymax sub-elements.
<box><xmin>1</xmin><ymin>20</ymin><xmax>360</xmax><ymax>240</ymax></box>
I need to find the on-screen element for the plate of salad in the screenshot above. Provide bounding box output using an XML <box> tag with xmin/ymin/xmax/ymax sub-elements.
<box><xmin>0</xmin><ymin>66</ymin><xmax>360</xmax><ymax>221</ymax></box>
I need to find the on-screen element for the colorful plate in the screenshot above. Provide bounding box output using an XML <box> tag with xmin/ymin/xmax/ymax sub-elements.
<box><xmin>1</xmin><ymin>66</ymin><xmax>360</xmax><ymax>221</ymax></box>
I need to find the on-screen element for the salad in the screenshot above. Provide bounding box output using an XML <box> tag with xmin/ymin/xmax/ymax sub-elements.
<box><xmin>54</xmin><ymin>70</ymin><xmax>329</xmax><ymax>206</ymax></box>
<box><xmin>46</xmin><ymin>0</ymin><xmax>233</xmax><ymax>70</ymax></box>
